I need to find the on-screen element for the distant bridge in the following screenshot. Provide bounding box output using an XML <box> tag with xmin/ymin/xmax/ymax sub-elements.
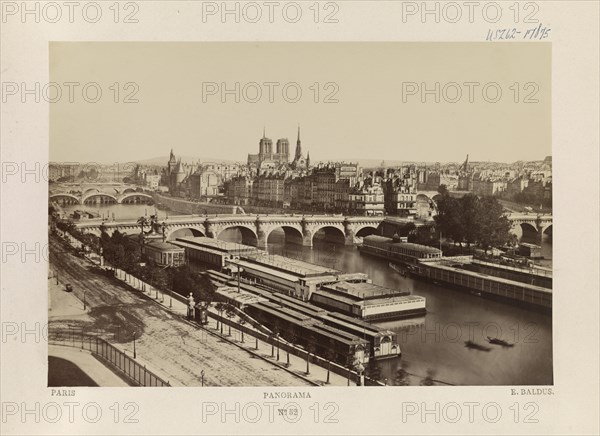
<box><xmin>50</xmin><ymin>191</ymin><xmax>154</xmax><ymax>205</ymax></box>
<box><xmin>73</xmin><ymin>214</ymin><xmax>386</xmax><ymax>249</ymax></box>
<box><xmin>507</xmin><ymin>213</ymin><xmax>553</xmax><ymax>240</ymax></box>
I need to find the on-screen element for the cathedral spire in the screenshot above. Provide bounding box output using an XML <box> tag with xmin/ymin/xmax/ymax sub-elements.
<box><xmin>294</xmin><ymin>124</ymin><xmax>302</xmax><ymax>161</ymax></box>
<box><xmin>263</xmin><ymin>126</ymin><xmax>266</xmax><ymax>139</ymax></box>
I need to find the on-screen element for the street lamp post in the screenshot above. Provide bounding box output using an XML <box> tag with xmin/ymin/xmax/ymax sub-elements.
<box><xmin>187</xmin><ymin>293</ymin><xmax>195</xmax><ymax>320</ymax></box>
<box><xmin>200</xmin><ymin>369</ymin><xmax>205</xmax><ymax>387</ymax></box>
<box><xmin>133</xmin><ymin>332</ymin><xmax>137</xmax><ymax>359</ymax></box>
<box><xmin>219</xmin><ymin>308</ymin><xmax>224</xmax><ymax>335</ymax></box>
<box><xmin>239</xmin><ymin>318</ymin><xmax>246</xmax><ymax>343</ymax></box>
<box><xmin>83</xmin><ymin>290</ymin><xmax>87</xmax><ymax>310</ymax></box>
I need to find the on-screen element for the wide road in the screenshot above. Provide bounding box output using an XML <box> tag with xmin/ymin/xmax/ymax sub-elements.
<box><xmin>49</xmin><ymin>235</ymin><xmax>311</xmax><ymax>387</ymax></box>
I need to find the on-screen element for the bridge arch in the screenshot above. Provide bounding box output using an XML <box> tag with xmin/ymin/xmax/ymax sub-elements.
<box><xmin>49</xmin><ymin>193</ymin><xmax>80</xmax><ymax>205</ymax></box>
<box><xmin>311</xmin><ymin>224</ymin><xmax>346</xmax><ymax>245</ymax></box>
<box><xmin>216</xmin><ymin>225</ymin><xmax>258</xmax><ymax>247</ymax></box>
<box><xmin>166</xmin><ymin>227</ymin><xmax>205</xmax><ymax>241</ymax></box>
<box><xmin>265</xmin><ymin>225</ymin><xmax>305</xmax><ymax>246</ymax></box>
<box><xmin>82</xmin><ymin>188</ymin><xmax>100</xmax><ymax>196</ymax></box>
<box><xmin>542</xmin><ymin>224</ymin><xmax>552</xmax><ymax>238</ymax></box>
<box><xmin>81</xmin><ymin>193</ymin><xmax>118</xmax><ymax>205</ymax></box>
<box><xmin>354</xmin><ymin>224</ymin><xmax>380</xmax><ymax>239</ymax></box>
<box><xmin>509</xmin><ymin>221</ymin><xmax>539</xmax><ymax>239</ymax></box>
<box><xmin>119</xmin><ymin>193</ymin><xmax>153</xmax><ymax>204</ymax></box>
<box><xmin>519</xmin><ymin>222</ymin><xmax>539</xmax><ymax>237</ymax></box>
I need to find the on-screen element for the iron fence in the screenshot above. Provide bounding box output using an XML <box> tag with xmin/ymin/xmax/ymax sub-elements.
<box><xmin>49</xmin><ymin>329</ymin><xmax>170</xmax><ymax>387</ymax></box>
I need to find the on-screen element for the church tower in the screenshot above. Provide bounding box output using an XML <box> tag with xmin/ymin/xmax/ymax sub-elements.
<box><xmin>294</xmin><ymin>125</ymin><xmax>302</xmax><ymax>161</ymax></box>
<box><xmin>258</xmin><ymin>128</ymin><xmax>273</xmax><ymax>163</ymax></box>
<box><xmin>168</xmin><ymin>148</ymin><xmax>177</xmax><ymax>175</ymax></box>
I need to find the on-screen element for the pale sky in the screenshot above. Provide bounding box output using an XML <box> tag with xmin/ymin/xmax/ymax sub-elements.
<box><xmin>50</xmin><ymin>42</ymin><xmax>551</xmax><ymax>164</ymax></box>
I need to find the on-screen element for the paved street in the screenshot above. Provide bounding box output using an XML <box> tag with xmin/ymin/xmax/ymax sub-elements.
<box><xmin>49</xmin><ymin>235</ymin><xmax>313</xmax><ymax>387</ymax></box>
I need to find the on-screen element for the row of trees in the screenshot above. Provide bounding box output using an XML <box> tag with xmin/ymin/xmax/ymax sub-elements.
<box><xmin>99</xmin><ymin>229</ymin><xmax>216</xmax><ymax>303</ymax></box>
<box><xmin>434</xmin><ymin>187</ymin><xmax>513</xmax><ymax>252</ymax></box>
<box><xmin>55</xmin><ymin>219</ymin><xmax>102</xmax><ymax>254</ymax></box>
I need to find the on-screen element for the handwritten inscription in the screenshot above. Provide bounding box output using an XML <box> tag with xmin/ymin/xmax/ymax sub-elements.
<box><xmin>486</xmin><ymin>23</ymin><xmax>551</xmax><ymax>41</ymax></box>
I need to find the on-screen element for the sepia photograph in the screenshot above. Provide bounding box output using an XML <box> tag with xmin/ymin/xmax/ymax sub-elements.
<box><xmin>47</xmin><ymin>42</ymin><xmax>552</xmax><ymax>388</ymax></box>
<box><xmin>1</xmin><ymin>2</ymin><xmax>598</xmax><ymax>435</ymax></box>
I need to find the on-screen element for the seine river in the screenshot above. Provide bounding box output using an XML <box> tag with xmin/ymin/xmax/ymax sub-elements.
<box><xmin>64</xmin><ymin>204</ymin><xmax>553</xmax><ymax>386</ymax></box>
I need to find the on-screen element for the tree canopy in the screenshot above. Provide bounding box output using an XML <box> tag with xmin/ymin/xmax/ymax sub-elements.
<box><xmin>434</xmin><ymin>193</ymin><xmax>512</xmax><ymax>251</ymax></box>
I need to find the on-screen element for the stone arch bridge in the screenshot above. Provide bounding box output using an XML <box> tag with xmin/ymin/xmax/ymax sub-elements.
<box><xmin>50</xmin><ymin>191</ymin><xmax>154</xmax><ymax>205</ymax></box>
<box><xmin>508</xmin><ymin>213</ymin><xmax>553</xmax><ymax>241</ymax></box>
<box><xmin>72</xmin><ymin>212</ymin><xmax>552</xmax><ymax>248</ymax></box>
<box><xmin>73</xmin><ymin>214</ymin><xmax>386</xmax><ymax>249</ymax></box>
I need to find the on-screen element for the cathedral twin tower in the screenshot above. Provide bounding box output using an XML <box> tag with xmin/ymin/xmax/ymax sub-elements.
<box><xmin>248</xmin><ymin>125</ymin><xmax>309</xmax><ymax>170</ymax></box>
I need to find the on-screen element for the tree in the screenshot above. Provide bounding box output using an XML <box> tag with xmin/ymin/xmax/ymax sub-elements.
<box><xmin>460</xmin><ymin>194</ymin><xmax>480</xmax><ymax>247</ymax></box>
<box><xmin>137</xmin><ymin>216</ymin><xmax>149</xmax><ymax>235</ymax></box>
<box><xmin>437</xmin><ymin>184</ymin><xmax>449</xmax><ymax>196</ymax></box>
<box><xmin>476</xmin><ymin>196</ymin><xmax>512</xmax><ymax>253</ymax></box>
<box><xmin>172</xmin><ymin>265</ymin><xmax>196</xmax><ymax>295</ymax></box>
<box><xmin>434</xmin><ymin>195</ymin><xmax>464</xmax><ymax>244</ymax></box>
<box><xmin>399</xmin><ymin>222</ymin><xmax>416</xmax><ymax>238</ymax></box>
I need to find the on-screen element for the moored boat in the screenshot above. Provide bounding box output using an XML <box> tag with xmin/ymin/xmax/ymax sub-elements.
<box><xmin>464</xmin><ymin>340</ymin><xmax>491</xmax><ymax>352</ymax></box>
<box><xmin>486</xmin><ymin>336</ymin><xmax>514</xmax><ymax>347</ymax></box>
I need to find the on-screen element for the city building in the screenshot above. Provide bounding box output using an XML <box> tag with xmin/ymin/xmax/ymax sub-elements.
<box><xmin>472</xmin><ymin>174</ymin><xmax>506</xmax><ymax>196</ymax></box>
<box><xmin>187</xmin><ymin>166</ymin><xmax>222</xmax><ymax>200</ymax></box>
<box><xmin>144</xmin><ymin>170</ymin><xmax>161</xmax><ymax>190</ymax></box>
<box><xmin>384</xmin><ymin>168</ymin><xmax>418</xmax><ymax>217</ymax></box>
<box><xmin>225</xmin><ymin>176</ymin><xmax>254</xmax><ymax>205</ymax></box>
<box><xmin>254</xmin><ymin>174</ymin><xmax>286</xmax><ymax>207</ymax></box>
<box><xmin>416</xmin><ymin>169</ymin><xmax>441</xmax><ymax>191</ymax></box>
<box><xmin>349</xmin><ymin>178</ymin><xmax>385</xmax><ymax>216</ymax></box>
<box><xmin>143</xmin><ymin>240</ymin><xmax>186</xmax><ymax>267</ymax></box>
<box><xmin>48</xmin><ymin>163</ymin><xmax>77</xmax><ymax>182</ymax></box>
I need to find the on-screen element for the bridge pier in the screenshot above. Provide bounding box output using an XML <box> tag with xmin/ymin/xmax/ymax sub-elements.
<box><xmin>256</xmin><ymin>232</ymin><xmax>268</xmax><ymax>250</ymax></box>
<box><xmin>343</xmin><ymin>220</ymin><xmax>356</xmax><ymax>246</ymax></box>
<box><xmin>301</xmin><ymin>230</ymin><xmax>313</xmax><ymax>247</ymax></box>
<box><xmin>344</xmin><ymin>229</ymin><xmax>356</xmax><ymax>246</ymax></box>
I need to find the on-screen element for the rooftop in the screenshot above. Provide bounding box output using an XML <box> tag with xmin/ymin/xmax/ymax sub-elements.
<box><xmin>175</xmin><ymin>237</ymin><xmax>260</xmax><ymax>254</ymax></box>
<box><xmin>245</xmin><ymin>253</ymin><xmax>340</xmax><ymax>278</ymax></box>
<box><xmin>145</xmin><ymin>240</ymin><xmax>185</xmax><ymax>252</ymax></box>
<box><xmin>312</xmin><ymin>290</ymin><xmax>425</xmax><ymax>307</ymax></box>
<box><xmin>321</xmin><ymin>281</ymin><xmax>409</xmax><ymax>300</ymax></box>
<box><xmin>214</xmin><ymin>286</ymin><xmax>268</xmax><ymax>306</ymax></box>
<box><xmin>363</xmin><ymin>235</ymin><xmax>443</xmax><ymax>254</ymax></box>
